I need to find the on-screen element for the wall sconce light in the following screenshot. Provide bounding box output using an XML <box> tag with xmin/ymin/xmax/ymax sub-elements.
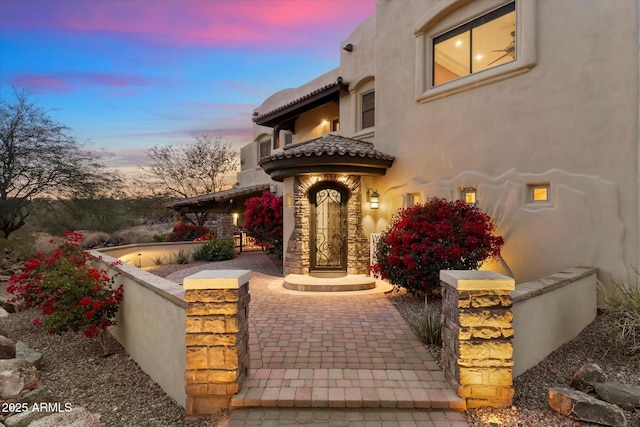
<box><xmin>368</xmin><ymin>189</ymin><xmax>380</xmax><ymax>209</ymax></box>
<box><xmin>343</xmin><ymin>43</ymin><xmax>353</xmax><ymax>52</ymax></box>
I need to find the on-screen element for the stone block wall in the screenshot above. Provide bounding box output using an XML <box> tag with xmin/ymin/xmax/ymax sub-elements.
<box><xmin>183</xmin><ymin>270</ymin><xmax>251</xmax><ymax>416</ymax></box>
<box><xmin>440</xmin><ymin>270</ymin><xmax>515</xmax><ymax>408</ymax></box>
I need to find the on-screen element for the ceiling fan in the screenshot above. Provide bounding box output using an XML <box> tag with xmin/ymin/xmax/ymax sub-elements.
<box><xmin>488</xmin><ymin>30</ymin><xmax>515</xmax><ymax>66</ymax></box>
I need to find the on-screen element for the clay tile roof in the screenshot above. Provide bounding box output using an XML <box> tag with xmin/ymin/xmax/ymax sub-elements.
<box><xmin>253</xmin><ymin>78</ymin><xmax>347</xmax><ymax>125</ymax></box>
<box><xmin>259</xmin><ymin>134</ymin><xmax>395</xmax><ymax>164</ymax></box>
<box><xmin>164</xmin><ymin>184</ymin><xmax>271</xmax><ymax>210</ymax></box>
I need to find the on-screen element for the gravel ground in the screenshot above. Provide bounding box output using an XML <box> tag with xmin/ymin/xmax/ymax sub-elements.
<box><xmin>387</xmin><ymin>289</ymin><xmax>640</xmax><ymax>427</ymax></box>
<box><xmin>2</xmin><ymin>262</ymin><xmax>639</xmax><ymax>427</ymax></box>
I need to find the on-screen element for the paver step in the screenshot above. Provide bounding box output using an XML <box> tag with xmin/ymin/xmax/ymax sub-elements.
<box><xmin>226</xmin><ymin>407</ymin><xmax>469</xmax><ymax>427</ymax></box>
<box><xmin>230</xmin><ymin>368</ymin><xmax>466</xmax><ymax>411</ymax></box>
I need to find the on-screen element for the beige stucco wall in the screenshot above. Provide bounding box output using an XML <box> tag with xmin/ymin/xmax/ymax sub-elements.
<box><xmin>368</xmin><ymin>0</ymin><xmax>639</xmax><ymax>290</ymax></box>
<box><xmin>512</xmin><ymin>267</ymin><xmax>598</xmax><ymax>377</ymax></box>
<box><xmin>91</xmin><ymin>251</ymin><xmax>187</xmax><ymax>407</ymax></box>
<box><xmin>98</xmin><ymin>242</ymin><xmax>207</xmax><ymax>269</ymax></box>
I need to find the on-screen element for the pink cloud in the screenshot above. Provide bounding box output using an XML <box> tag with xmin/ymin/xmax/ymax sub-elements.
<box><xmin>11</xmin><ymin>72</ymin><xmax>160</xmax><ymax>94</ymax></box>
<box><xmin>12</xmin><ymin>75</ymin><xmax>72</xmax><ymax>93</ymax></box>
<box><xmin>3</xmin><ymin>0</ymin><xmax>375</xmax><ymax>48</ymax></box>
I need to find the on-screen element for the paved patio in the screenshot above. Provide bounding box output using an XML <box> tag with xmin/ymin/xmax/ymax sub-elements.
<box><xmin>168</xmin><ymin>252</ymin><xmax>469</xmax><ymax>426</ymax></box>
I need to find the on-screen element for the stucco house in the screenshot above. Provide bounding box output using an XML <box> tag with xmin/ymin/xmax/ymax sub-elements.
<box><xmin>236</xmin><ymin>0</ymin><xmax>639</xmax><ymax>294</ymax></box>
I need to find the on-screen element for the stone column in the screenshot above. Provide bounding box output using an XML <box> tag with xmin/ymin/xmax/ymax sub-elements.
<box><xmin>440</xmin><ymin>270</ymin><xmax>515</xmax><ymax>408</ymax></box>
<box><xmin>183</xmin><ymin>270</ymin><xmax>251</xmax><ymax>416</ymax></box>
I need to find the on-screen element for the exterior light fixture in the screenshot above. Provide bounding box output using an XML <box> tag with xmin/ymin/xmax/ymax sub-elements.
<box><xmin>369</xmin><ymin>189</ymin><xmax>380</xmax><ymax>209</ymax></box>
<box><xmin>343</xmin><ymin>43</ymin><xmax>353</xmax><ymax>52</ymax></box>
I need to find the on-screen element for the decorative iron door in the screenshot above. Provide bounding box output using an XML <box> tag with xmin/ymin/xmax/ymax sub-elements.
<box><xmin>310</xmin><ymin>185</ymin><xmax>348</xmax><ymax>273</ymax></box>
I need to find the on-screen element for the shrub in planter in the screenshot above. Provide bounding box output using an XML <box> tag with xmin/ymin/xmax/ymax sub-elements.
<box><xmin>193</xmin><ymin>238</ymin><xmax>235</xmax><ymax>262</ymax></box>
<box><xmin>605</xmin><ymin>267</ymin><xmax>640</xmax><ymax>360</ymax></box>
<box><xmin>244</xmin><ymin>191</ymin><xmax>283</xmax><ymax>258</ymax></box>
<box><xmin>168</xmin><ymin>224</ymin><xmax>211</xmax><ymax>242</ymax></box>
<box><xmin>6</xmin><ymin>231</ymin><xmax>123</xmax><ymax>354</ymax></box>
<box><xmin>372</xmin><ymin>198</ymin><xmax>504</xmax><ymax>295</ymax></box>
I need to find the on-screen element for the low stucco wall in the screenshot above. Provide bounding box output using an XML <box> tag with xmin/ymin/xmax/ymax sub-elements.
<box><xmin>98</xmin><ymin>242</ymin><xmax>205</xmax><ymax>268</ymax></box>
<box><xmin>512</xmin><ymin>266</ymin><xmax>598</xmax><ymax>377</ymax></box>
<box><xmin>91</xmin><ymin>250</ymin><xmax>187</xmax><ymax>407</ymax></box>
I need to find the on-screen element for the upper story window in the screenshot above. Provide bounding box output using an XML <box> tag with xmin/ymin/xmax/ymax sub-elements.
<box><xmin>259</xmin><ymin>139</ymin><xmax>271</xmax><ymax>159</ymax></box>
<box><xmin>284</xmin><ymin>132</ymin><xmax>293</xmax><ymax>146</ymax></box>
<box><xmin>414</xmin><ymin>0</ymin><xmax>536</xmax><ymax>103</ymax></box>
<box><xmin>433</xmin><ymin>2</ymin><xmax>515</xmax><ymax>86</ymax></box>
<box><xmin>362</xmin><ymin>91</ymin><xmax>375</xmax><ymax>129</ymax></box>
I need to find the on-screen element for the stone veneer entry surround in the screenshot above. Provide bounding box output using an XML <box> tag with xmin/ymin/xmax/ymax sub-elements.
<box><xmin>284</xmin><ymin>174</ymin><xmax>369</xmax><ymax>276</ymax></box>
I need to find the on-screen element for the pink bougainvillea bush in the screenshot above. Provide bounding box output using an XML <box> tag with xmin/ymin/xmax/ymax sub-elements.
<box><xmin>168</xmin><ymin>224</ymin><xmax>212</xmax><ymax>242</ymax></box>
<box><xmin>7</xmin><ymin>231</ymin><xmax>123</xmax><ymax>354</ymax></box>
<box><xmin>372</xmin><ymin>198</ymin><xmax>504</xmax><ymax>295</ymax></box>
<box><xmin>244</xmin><ymin>191</ymin><xmax>283</xmax><ymax>257</ymax></box>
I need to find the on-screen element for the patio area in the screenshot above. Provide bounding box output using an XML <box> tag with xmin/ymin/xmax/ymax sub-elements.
<box><xmin>167</xmin><ymin>252</ymin><xmax>469</xmax><ymax>426</ymax></box>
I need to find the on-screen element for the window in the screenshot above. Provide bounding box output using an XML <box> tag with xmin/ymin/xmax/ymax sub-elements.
<box><xmin>332</xmin><ymin>119</ymin><xmax>340</xmax><ymax>132</ymax></box>
<box><xmin>361</xmin><ymin>91</ymin><xmax>375</xmax><ymax>129</ymax></box>
<box><xmin>414</xmin><ymin>0</ymin><xmax>536</xmax><ymax>102</ymax></box>
<box><xmin>259</xmin><ymin>139</ymin><xmax>271</xmax><ymax>159</ymax></box>
<box><xmin>461</xmin><ymin>187</ymin><xmax>477</xmax><ymax>204</ymax></box>
<box><xmin>404</xmin><ymin>193</ymin><xmax>421</xmax><ymax>207</ymax></box>
<box><xmin>433</xmin><ymin>2</ymin><xmax>515</xmax><ymax>86</ymax></box>
<box><xmin>284</xmin><ymin>132</ymin><xmax>293</xmax><ymax>146</ymax></box>
<box><xmin>528</xmin><ymin>183</ymin><xmax>550</xmax><ymax>203</ymax></box>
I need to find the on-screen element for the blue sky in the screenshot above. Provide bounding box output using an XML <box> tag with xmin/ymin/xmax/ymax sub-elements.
<box><xmin>0</xmin><ymin>0</ymin><xmax>375</xmax><ymax>174</ymax></box>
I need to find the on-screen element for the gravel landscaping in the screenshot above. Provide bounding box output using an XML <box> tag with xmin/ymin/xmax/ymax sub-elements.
<box><xmin>2</xmin><ymin>260</ymin><xmax>639</xmax><ymax>426</ymax></box>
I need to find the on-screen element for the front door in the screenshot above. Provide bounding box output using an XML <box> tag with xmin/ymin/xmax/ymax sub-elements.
<box><xmin>310</xmin><ymin>184</ymin><xmax>348</xmax><ymax>275</ymax></box>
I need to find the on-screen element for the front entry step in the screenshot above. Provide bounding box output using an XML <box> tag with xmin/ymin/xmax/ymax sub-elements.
<box><xmin>226</xmin><ymin>407</ymin><xmax>469</xmax><ymax>426</ymax></box>
<box><xmin>230</xmin><ymin>368</ymin><xmax>466</xmax><ymax>410</ymax></box>
<box><xmin>283</xmin><ymin>274</ymin><xmax>376</xmax><ymax>292</ymax></box>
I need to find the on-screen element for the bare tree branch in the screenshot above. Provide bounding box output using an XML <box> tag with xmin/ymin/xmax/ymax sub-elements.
<box><xmin>0</xmin><ymin>88</ymin><xmax>113</xmax><ymax>237</ymax></box>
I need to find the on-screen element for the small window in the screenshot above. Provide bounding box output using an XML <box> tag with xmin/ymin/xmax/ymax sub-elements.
<box><xmin>461</xmin><ymin>187</ymin><xmax>477</xmax><ymax>204</ymax></box>
<box><xmin>284</xmin><ymin>132</ymin><xmax>293</xmax><ymax>146</ymax></box>
<box><xmin>433</xmin><ymin>2</ymin><xmax>516</xmax><ymax>86</ymax></box>
<box><xmin>362</xmin><ymin>91</ymin><xmax>375</xmax><ymax>129</ymax></box>
<box><xmin>404</xmin><ymin>193</ymin><xmax>421</xmax><ymax>207</ymax></box>
<box><xmin>259</xmin><ymin>139</ymin><xmax>271</xmax><ymax>159</ymax></box>
<box><xmin>528</xmin><ymin>184</ymin><xmax>550</xmax><ymax>202</ymax></box>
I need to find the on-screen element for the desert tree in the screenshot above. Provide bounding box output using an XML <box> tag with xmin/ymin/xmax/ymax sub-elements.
<box><xmin>0</xmin><ymin>88</ymin><xmax>112</xmax><ymax>238</ymax></box>
<box><xmin>140</xmin><ymin>134</ymin><xmax>239</xmax><ymax>226</ymax></box>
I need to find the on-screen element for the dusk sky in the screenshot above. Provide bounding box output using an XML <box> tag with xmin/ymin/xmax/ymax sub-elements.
<box><xmin>0</xmin><ymin>0</ymin><xmax>375</xmax><ymax>174</ymax></box>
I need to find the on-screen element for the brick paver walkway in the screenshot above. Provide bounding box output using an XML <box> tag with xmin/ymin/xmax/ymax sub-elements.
<box><xmin>168</xmin><ymin>252</ymin><xmax>469</xmax><ymax>426</ymax></box>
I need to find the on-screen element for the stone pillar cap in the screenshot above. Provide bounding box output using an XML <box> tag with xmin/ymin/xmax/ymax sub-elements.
<box><xmin>183</xmin><ymin>270</ymin><xmax>252</xmax><ymax>290</ymax></box>
<box><xmin>440</xmin><ymin>270</ymin><xmax>515</xmax><ymax>291</ymax></box>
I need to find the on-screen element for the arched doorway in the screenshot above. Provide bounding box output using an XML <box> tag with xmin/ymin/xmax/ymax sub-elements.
<box><xmin>309</xmin><ymin>183</ymin><xmax>348</xmax><ymax>276</ymax></box>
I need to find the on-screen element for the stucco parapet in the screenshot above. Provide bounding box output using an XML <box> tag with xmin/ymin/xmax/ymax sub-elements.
<box><xmin>184</xmin><ymin>270</ymin><xmax>252</xmax><ymax>290</ymax></box>
<box><xmin>511</xmin><ymin>266</ymin><xmax>597</xmax><ymax>304</ymax></box>
<box><xmin>90</xmin><ymin>250</ymin><xmax>188</xmax><ymax>308</ymax></box>
<box><xmin>440</xmin><ymin>270</ymin><xmax>515</xmax><ymax>291</ymax></box>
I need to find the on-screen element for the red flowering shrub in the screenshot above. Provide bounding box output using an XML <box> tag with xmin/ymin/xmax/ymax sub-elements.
<box><xmin>372</xmin><ymin>198</ymin><xmax>504</xmax><ymax>295</ymax></box>
<box><xmin>7</xmin><ymin>231</ymin><xmax>123</xmax><ymax>354</ymax></box>
<box><xmin>244</xmin><ymin>191</ymin><xmax>283</xmax><ymax>257</ymax></box>
<box><xmin>168</xmin><ymin>224</ymin><xmax>211</xmax><ymax>242</ymax></box>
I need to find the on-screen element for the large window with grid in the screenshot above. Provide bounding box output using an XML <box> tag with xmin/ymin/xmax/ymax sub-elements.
<box><xmin>433</xmin><ymin>2</ymin><xmax>515</xmax><ymax>86</ymax></box>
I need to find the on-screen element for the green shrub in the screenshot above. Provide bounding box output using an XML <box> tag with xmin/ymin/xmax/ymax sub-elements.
<box><xmin>406</xmin><ymin>305</ymin><xmax>442</xmax><ymax>346</ymax></box>
<box><xmin>153</xmin><ymin>255</ymin><xmax>165</xmax><ymax>265</ymax></box>
<box><xmin>605</xmin><ymin>268</ymin><xmax>640</xmax><ymax>361</ymax></box>
<box><xmin>172</xmin><ymin>249</ymin><xmax>190</xmax><ymax>265</ymax></box>
<box><xmin>152</xmin><ymin>233</ymin><xmax>168</xmax><ymax>242</ymax></box>
<box><xmin>193</xmin><ymin>239</ymin><xmax>235</xmax><ymax>262</ymax></box>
